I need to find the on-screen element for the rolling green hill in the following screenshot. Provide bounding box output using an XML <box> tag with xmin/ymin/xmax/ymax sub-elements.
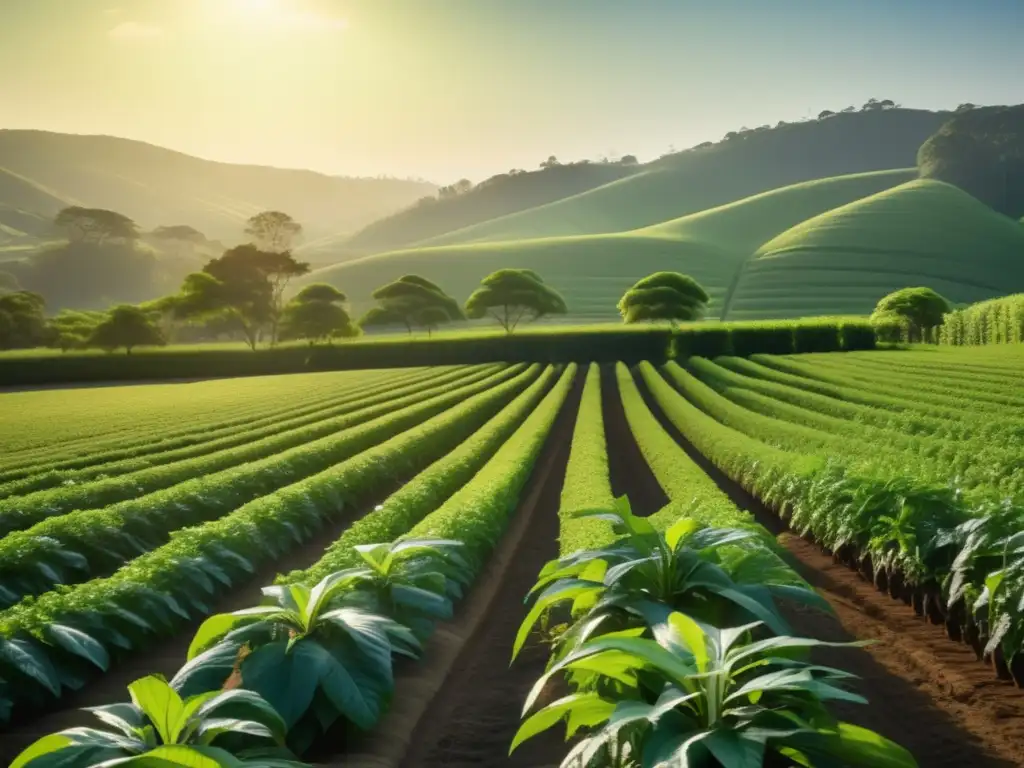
<box><xmin>367</xmin><ymin>109</ymin><xmax>947</xmax><ymax>252</ymax></box>
<box><xmin>725</xmin><ymin>179</ymin><xmax>1024</xmax><ymax>319</ymax></box>
<box><xmin>0</xmin><ymin>131</ymin><xmax>434</xmax><ymax>245</ymax></box>
<box><xmin>305</xmin><ymin>169</ymin><xmax>915</xmax><ymax>322</ymax></box>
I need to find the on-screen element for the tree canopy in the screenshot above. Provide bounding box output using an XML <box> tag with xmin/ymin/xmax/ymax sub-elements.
<box><xmin>174</xmin><ymin>244</ymin><xmax>309</xmax><ymax>349</ymax></box>
<box><xmin>55</xmin><ymin>207</ymin><xmax>139</xmax><ymax>244</ymax></box>
<box><xmin>0</xmin><ymin>290</ymin><xmax>46</xmax><ymax>349</ymax></box>
<box><xmin>464</xmin><ymin>269</ymin><xmax>567</xmax><ymax>333</ymax></box>
<box><xmin>45</xmin><ymin>309</ymin><xmax>106</xmax><ymax>352</ymax></box>
<box><xmin>151</xmin><ymin>225</ymin><xmax>207</xmax><ymax>244</ymax></box>
<box><xmin>244</xmin><ymin>211</ymin><xmax>303</xmax><ymax>252</ymax></box>
<box><xmin>88</xmin><ymin>304</ymin><xmax>165</xmax><ymax>354</ymax></box>
<box><xmin>871</xmin><ymin>286</ymin><xmax>951</xmax><ymax>342</ymax></box>
<box><xmin>918</xmin><ymin>104</ymin><xmax>1024</xmax><ymax>218</ymax></box>
<box><xmin>617</xmin><ymin>272</ymin><xmax>709</xmax><ymax>325</ymax></box>
<box><xmin>280</xmin><ymin>282</ymin><xmax>359</xmax><ymax>344</ymax></box>
<box><xmin>360</xmin><ymin>274</ymin><xmax>464</xmax><ymax>336</ymax></box>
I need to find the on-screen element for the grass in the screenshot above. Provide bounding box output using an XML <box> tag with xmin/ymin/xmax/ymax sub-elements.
<box><xmin>304</xmin><ymin>171</ymin><xmax>913</xmax><ymax>322</ymax></box>
<box><xmin>726</xmin><ymin>179</ymin><xmax>1024</xmax><ymax>319</ymax></box>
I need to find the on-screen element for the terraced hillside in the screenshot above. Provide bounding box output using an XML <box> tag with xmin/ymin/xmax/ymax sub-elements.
<box><xmin>305</xmin><ymin>170</ymin><xmax>916</xmax><ymax>321</ymax></box>
<box><xmin>726</xmin><ymin>179</ymin><xmax>1024</xmax><ymax>319</ymax></box>
<box><xmin>5</xmin><ymin>346</ymin><xmax>1024</xmax><ymax>768</ymax></box>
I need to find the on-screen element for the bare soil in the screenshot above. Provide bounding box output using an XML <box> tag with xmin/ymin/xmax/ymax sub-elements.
<box><xmin>387</xmin><ymin>371</ymin><xmax>585</xmax><ymax>768</ymax></box>
<box><xmin>600</xmin><ymin>363</ymin><xmax>668</xmax><ymax>516</ymax></box>
<box><xmin>632</xmin><ymin>365</ymin><xmax>1024</xmax><ymax>768</ymax></box>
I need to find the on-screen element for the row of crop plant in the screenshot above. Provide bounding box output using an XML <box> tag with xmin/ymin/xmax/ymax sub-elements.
<box><xmin>7</xmin><ymin>366</ymin><xmax>576</xmax><ymax>766</ymax></box>
<box><xmin>509</xmin><ymin>362</ymin><xmax>918</xmax><ymax>766</ymax></box>
<box><xmin>638</xmin><ymin>353</ymin><xmax>1024</xmax><ymax>687</ymax></box>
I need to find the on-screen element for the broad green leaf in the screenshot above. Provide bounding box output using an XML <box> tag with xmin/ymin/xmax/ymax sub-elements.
<box><xmin>238</xmin><ymin>641</ymin><xmax>321</xmax><ymax>729</ymax></box>
<box><xmin>128</xmin><ymin>676</ymin><xmax>186</xmax><ymax>744</ymax></box>
<box><xmin>46</xmin><ymin>624</ymin><xmax>110</xmax><ymax>671</ymax></box>
<box><xmin>509</xmin><ymin>693</ymin><xmax>615</xmax><ymax>754</ymax></box>
<box><xmin>85</xmin><ymin>703</ymin><xmax>146</xmax><ymax>736</ymax></box>
<box><xmin>93</xmin><ymin>744</ymin><xmax>242</xmax><ymax>768</ymax></box>
<box><xmin>512</xmin><ymin>579</ymin><xmax>599</xmax><ymax>660</ymax></box>
<box><xmin>303</xmin><ymin>569</ymin><xmax>365</xmax><ymax>621</ymax></box>
<box><xmin>195</xmin><ymin>718</ymin><xmax>274</xmax><ymax>745</ymax></box>
<box><xmin>9</xmin><ymin>733</ymin><xmax>74</xmax><ymax>768</ymax></box>
<box><xmin>0</xmin><ymin>638</ymin><xmax>61</xmax><ymax>696</ymax></box>
<box><xmin>313</xmin><ymin>642</ymin><xmax>387</xmax><ymax>730</ymax></box>
<box><xmin>703</xmin><ymin>730</ymin><xmax>766</xmax><ymax>767</ymax></box>
<box><xmin>831</xmin><ymin>722</ymin><xmax>918</xmax><ymax>767</ymax></box>
<box><xmin>194</xmin><ymin>689</ymin><xmax>289</xmax><ymax>745</ymax></box>
<box><xmin>666</xmin><ymin>518</ymin><xmax>701</xmax><ymax>551</ymax></box>
<box><xmin>666</xmin><ymin>613</ymin><xmax>709</xmax><ymax>672</ymax></box>
<box><xmin>172</xmin><ymin>642</ymin><xmax>243</xmax><ymax>698</ymax></box>
<box><xmin>186</xmin><ymin>609</ymin><xmax>275</xmax><ymax>660</ymax></box>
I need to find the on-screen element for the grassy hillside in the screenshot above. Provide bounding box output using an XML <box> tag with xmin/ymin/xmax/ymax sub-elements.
<box><xmin>400</xmin><ymin>109</ymin><xmax>946</xmax><ymax>249</ymax></box>
<box><xmin>0</xmin><ymin>131</ymin><xmax>434</xmax><ymax>244</ymax></box>
<box><xmin>725</xmin><ymin>179</ymin><xmax>1024</xmax><ymax>319</ymax></box>
<box><xmin>312</xmin><ymin>162</ymin><xmax>640</xmax><ymax>259</ymax></box>
<box><xmin>306</xmin><ymin>169</ymin><xmax>913</xmax><ymax>322</ymax></box>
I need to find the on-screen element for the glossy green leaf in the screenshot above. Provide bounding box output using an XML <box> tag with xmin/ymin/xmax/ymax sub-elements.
<box><xmin>46</xmin><ymin>624</ymin><xmax>110</xmax><ymax>671</ymax></box>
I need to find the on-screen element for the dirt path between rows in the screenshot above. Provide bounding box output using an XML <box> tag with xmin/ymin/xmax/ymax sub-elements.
<box><xmin>600</xmin><ymin>364</ymin><xmax>668</xmax><ymax>516</ymax></box>
<box><xmin>354</xmin><ymin>371</ymin><xmax>585</xmax><ymax>768</ymax></box>
<box><xmin>0</xmin><ymin>477</ymin><xmax>414</xmax><ymax>764</ymax></box>
<box><xmin>632</xmin><ymin>365</ymin><xmax>1024</xmax><ymax>767</ymax></box>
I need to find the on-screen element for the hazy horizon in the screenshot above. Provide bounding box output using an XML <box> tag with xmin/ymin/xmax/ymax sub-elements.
<box><xmin>2</xmin><ymin>0</ymin><xmax>1023</xmax><ymax>184</ymax></box>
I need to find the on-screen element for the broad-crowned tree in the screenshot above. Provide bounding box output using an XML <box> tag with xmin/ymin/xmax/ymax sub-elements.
<box><xmin>618</xmin><ymin>271</ymin><xmax>709</xmax><ymax>325</ymax></box>
<box><xmin>280</xmin><ymin>283</ymin><xmax>359</xmax><ymax>344</ymax></box>
<box><xmin>55</xmin><ymin>207</ymin><xmax>138</xmax><ymax>244</ymax></box>
<box><xmin>871</xmin><ymin>286</ymin><xmax>951</xmax><ymax>343</ymax></box>
<box><xmin>244</xmin><ymin>211</ymin><xmax>303</xmax><ymax>252</ymax></box>
<box><xmin>361</xmin><ymin>274</ymin><xmax>464</xmax><ymax>336</ymax></box>
<box><xmin>89</xmin><ymin>304</ymin><xmax>166</xmax><ymax>354</ymax></box>
<box><xmin>46</xmin><ymin>309</ymin><xmax>105</xmax><ymax>352</ymax></box>
<box><xmin>0</xmin><ymin>291</ymin><xmax>46</xmax><ymax>349</ymax></box>
<box><xmin>464</xmin><ymin>268</ymin><xmax>567</xmax><ymax>333</ymax></box>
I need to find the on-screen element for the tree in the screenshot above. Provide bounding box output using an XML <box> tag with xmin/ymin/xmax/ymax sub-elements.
<box><xmin>539</xmin><ymin>155</ymin><xmax>561</xmax><ymax>169</ymax></box>
<box><xmin>871</xmin><ymin>287</ymin><xmax>951</xmax><ymax>343</ymax></box>
<box><xmin>55</xmin><ymin>207</ymin><xmax>138</xmax><ymax>244</ymax></box>
<box><xmin>619</xmin><ymin>154</ymin><xmax>639</xmax><ymax>164</ymax></box>
<box><xmin>151</xmin><ymin>224</ymin><xmax>206</xmax><ymax>244</ymax></box>
<box><xmin>280</xmin><ymin>283</ymin><xmax>359</xmax><ymax>344</ymax></box>
<box><xmin>464</xmin><ymin>269</ymin><xmax>567</xmax><ymax>334</ymax></box>
<box><xmin>177</xmin><ymin>243</ymin><xmax>310</xmax><ymax>348</ymax></box>
<box><xmin>818</xmin><ymin>109</ymin><xmax>836</xmax><ymax>120</ymax></box>
<box><xmin>694</xmin><ymin>141</ymin><xmax>714</xmax><ymax>150</ymax></box>
<box><xmin>45</xmin><ymin>309</ymin><xmax>105</xmax><ymax>352</ymax></box>
<box><xmin>918</xmin><ymin>104</ymin><xmax>1024</xmax><ymax>218</ymax></box>
<box><xmin>841</xmin><ymin>105</ymin><xmax>856</xmax><ymax>113</ymax></box>
<box><xmin>361</xmin><ymin>274</ymin><xmax>464</xmax><ymax>336</ymax></box>
<box><xmin>88</xmin><ymin>304</ymin><xmax>166</xmax><ymax>354</ymax></box>
<box><xmin>956</xmin><ymin>103</ymin><xmax>978</xmax><ymax>112</ymax></box>
<box><xmin>0</xmin><ymin>290</ymin><xmax>46</xmax><ymax>349</ymax></box>
<box><xmin>617</xmin><ymin>272</ymin><xmax>709</xmax><ymax>326</ymax></box>
<box><xmin>880</xmin><ymin>99</ymin><xmax>896</xmax><ymax>109</ymax></box>
<box><xmin>244</xmin><ymin>210</ymin><xmax>303</xmax><ymax>252</ymax></box>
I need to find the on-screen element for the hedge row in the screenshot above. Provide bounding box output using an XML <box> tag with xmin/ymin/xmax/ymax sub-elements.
<box><xmin>0</xmin><ymin>318</ymin><xmax>884</xmax><ymax>385</ymax></box>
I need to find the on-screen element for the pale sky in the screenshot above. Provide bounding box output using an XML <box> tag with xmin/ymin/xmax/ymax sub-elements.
<box><xmin>1</xmin><ymin>0</ymin><xmax>1022</xmax><ymax>183</ymax></box>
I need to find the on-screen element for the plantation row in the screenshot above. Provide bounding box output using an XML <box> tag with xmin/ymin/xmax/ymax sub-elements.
<box><xmin>5</xmin><ymin>347</ymin><xmax>1022</xmax><ymax>766</ymax></box>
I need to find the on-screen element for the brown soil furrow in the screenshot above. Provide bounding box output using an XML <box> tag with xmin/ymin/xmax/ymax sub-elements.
<box><xmin>633</xmin><ymin>365</ymin><xmax>1024</xmax><ymax>768</ymax></box>
<box><xmin>600</xmin><ymin>363</ymin><xmax>668</xmax><ymax>516</ymax></box>
<box><xmin>0</xmin><ymin>479</ymin><xmax>414</xmax><ymax>764</ymax></box>
<box><xmin>377</xmin><ymin>371</ymin><xmax>585</xmax><ymax>768</ymax></box>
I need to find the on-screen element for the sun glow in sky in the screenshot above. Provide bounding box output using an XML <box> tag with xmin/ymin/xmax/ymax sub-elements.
<box><xmin>1</xmin><ymin>0</ymin><xmax>1022</xmax><ymax>182</ymax></box>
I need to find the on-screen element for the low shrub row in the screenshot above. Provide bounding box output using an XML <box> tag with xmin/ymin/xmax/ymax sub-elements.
<box><xmin>0</xmin><ymin>364</ymin><xmax>501</xmax><ymax>536</ymax></box>
<box><xmin>0</xmin><ymin>366</ymin><xmax>442</xmax><ymax>496</ymax></box>
<box><xmin>0</xmin><ymin>366</ymin><xmax>534</xmax><ymax>607</ymax></box>
<box><xmin>672</xmin><ymin>316</ymin><xmax>878</xmax><ymax>359</ymax></box>
<box><xmin>0</xmin><ymin>363</ymin><xmax>548</xmax><ymax>721</ymax></box>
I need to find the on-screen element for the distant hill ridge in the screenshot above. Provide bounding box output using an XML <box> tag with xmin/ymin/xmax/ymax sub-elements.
<box><xmin>0</xmin><ymin>130</ymin><xmax>435</xmax><ymax>245</ymax></box>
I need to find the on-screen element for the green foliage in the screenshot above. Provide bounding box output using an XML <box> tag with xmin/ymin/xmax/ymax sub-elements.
<box><xmin>464</xmin><ymin>268</ymin><xmax>568</xmax><ymax>333</ymax></box>
<box><xmin>514</xmin><ymin>612</ymin><xmax>916</xmax><ymax>767</ymax></box>
<box><xmin>618</xmin><ymin>272</ymin><xmax>709</xmax><ymax>325</ymax></box>
<box><xmin>177</xmin><ymin>244</ymin><xmax>310</xmax><ymax>349</ymax></box>
<box><xmin>727</xmin><ymin>323</ymin><xmax>794</xmax><ymax>357</ymax></box>
<box><xmin>55</xmin><ymin>206</ymin><xmax>139</xmax><ymax>243</ymax></box>
<box><xmin>0</xmin><ymin>366</ymin><xmax>536</xmax><ymax>719</ymax></box>
<box><xmin>285</xmin><ymin>365</ymin><xmax>561</xmax><ymax>586</ymax></box>
<box><xmin>918</xmin><ymin>104</ymin><xmax>1024</xmax><ymax>218</ymax></box>
<box><xmin>939</xmin><ymin>293</ymin><xmax>1024</xmax><ymax>346</ymax></box>
<box><xmin>45</xmin><ymin>309</ymin><xmax>105</xmax><ymax>352</ymax></box>
<box><xmin>179</xmin><ymin>574</ymin><xmax>420</xmax><ymax>750</ymax></box>
<box><xmin>0</xmin><ymin>290</ymin><xmax>46</xmax><ymax>350</ymax></box>
<box><xmin>244</xmin><ymin>211</ymin><xmax>303</xmax><ymax>253</ymax></box>
<box><xmin>88</xmin><ymin>304</ymin><xmax>166</xmax><ymax>354</ymax></box>
<box><xmin>280</xmin><ymin>283</ymin><xmax>359</xmax><ymax>344</ymax></box>
<box><xmin>360</xmin><ymin>274</ymin><xmax>464</xmax><ymax>336</ymax></box>
<box><xmin>872</xmin><ymin>286</ymin><xmax>950</xmax><ymax>342</ymax></box>
<box><xmin>11</xmin><ymin>675</ymin><xmax>301</xmax><ymax>768</ymax></box>
<box><xmin>793</xmin><ymin>321</ymin><xmax>842</xmax><ymax>353</ymax></box>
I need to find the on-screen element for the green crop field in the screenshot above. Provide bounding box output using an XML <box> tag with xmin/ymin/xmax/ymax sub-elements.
<box><xmin>4</xmin><ymin>344</ymin><xmax>1024</xmax><ymax>767</ymax></box>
